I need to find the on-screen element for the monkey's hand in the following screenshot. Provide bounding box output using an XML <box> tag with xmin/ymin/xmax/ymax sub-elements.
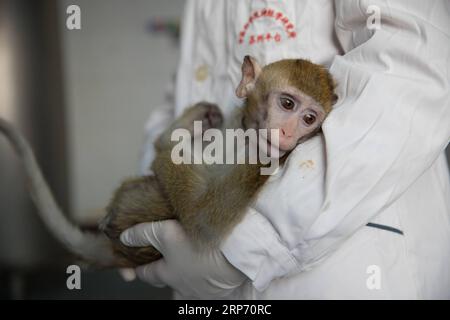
<box><xmin>120</xmin><ymin>220</ymin><xmax>246</xmax><ymax>299</ymax></box>
<box><xmin>155</xmin><ymin>102</ymin><xmax>223</xmax><ymax>152</ymax></box>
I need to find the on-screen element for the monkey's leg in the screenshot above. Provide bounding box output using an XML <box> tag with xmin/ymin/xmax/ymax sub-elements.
<box><xmin>99</xmin><ymin>176</ymin><xmax>173</xmax><ymax>267</ymax></box>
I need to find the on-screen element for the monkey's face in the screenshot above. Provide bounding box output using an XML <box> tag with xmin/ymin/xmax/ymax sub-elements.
<box><xmin>236</xmin><ymin>55</ymin><xmax>335</xmax><ymax>155</ymax></box>
<box><xmin>262</xmin><ymin>87</ymin><xmax>326</xmax><ymax>152</ymax></box>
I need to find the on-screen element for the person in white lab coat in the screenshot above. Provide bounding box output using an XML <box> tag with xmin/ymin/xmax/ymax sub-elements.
<box><xmin>120</xmin><ymin>0</ymin><xmax>450</xmax><ymax>299</ymax></box>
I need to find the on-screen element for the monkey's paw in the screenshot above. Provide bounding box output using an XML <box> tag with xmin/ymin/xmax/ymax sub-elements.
<box><xmin>181</xmin><ymin>102</ymin><xmax>224</xmax><ymax>133</ymax></box>
<box><xmin>156</xmin><ymin>102</ymin><xmax>223</xmax><ymax>151</ymax></box>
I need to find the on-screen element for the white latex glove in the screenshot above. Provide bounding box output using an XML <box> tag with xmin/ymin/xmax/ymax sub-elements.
<box><xmin>120</xmin><ymin>220</ymin><xmax>247</xmax><ymax>299</ymax></box>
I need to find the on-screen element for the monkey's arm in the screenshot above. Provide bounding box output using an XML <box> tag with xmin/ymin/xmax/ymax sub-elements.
<box><xmin>140</xmin><ymin>103</ymin><xmax>175</xmax><ymax>175</ymax></box>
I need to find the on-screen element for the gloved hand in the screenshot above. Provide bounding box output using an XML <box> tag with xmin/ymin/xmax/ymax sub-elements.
<box><xmin>120</xmin><ymin>219</ymin><xmax>247</xmax><ymax>299</ymax></box>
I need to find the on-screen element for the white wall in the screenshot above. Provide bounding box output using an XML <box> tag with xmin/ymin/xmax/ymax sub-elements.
<box><xmin>59</xmin><ymin>0</ymin><xmax>184</xmax><ymax>222</ymax></box>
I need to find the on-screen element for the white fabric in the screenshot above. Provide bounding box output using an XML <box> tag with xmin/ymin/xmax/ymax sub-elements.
<box><xmin>141</xmin><ymin>0</ymin><xmax>450</xmax><ymax>299</ymax></box>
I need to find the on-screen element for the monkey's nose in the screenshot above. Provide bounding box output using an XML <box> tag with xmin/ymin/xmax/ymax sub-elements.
<box><xmin>281</xmin><ymin>128</ymin><xmax>292</xmax><ymax>138</ymax></box>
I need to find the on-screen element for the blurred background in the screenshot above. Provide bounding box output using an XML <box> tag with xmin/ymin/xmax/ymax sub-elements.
<box><xmin>0</xmin><ymin>0</ymin><xmax>184</xmax><ymax>299</ymax></box>
<box><xmin>0</xmin><ymin>0</ymin><xmax>449</xmax><ymax>300</ymax></box>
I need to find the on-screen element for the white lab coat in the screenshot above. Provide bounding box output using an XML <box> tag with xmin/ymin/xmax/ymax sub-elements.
<box><xmin>141</xmin><ymin>0</ymin><xmax>450</xmax><ymax>299</ymax></box>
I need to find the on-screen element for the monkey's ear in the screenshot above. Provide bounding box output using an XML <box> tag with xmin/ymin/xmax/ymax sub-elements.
<box><xmin>236</xmin><ymin>55</ymin><xmax>262</xmax><ymax>98</ymax></box>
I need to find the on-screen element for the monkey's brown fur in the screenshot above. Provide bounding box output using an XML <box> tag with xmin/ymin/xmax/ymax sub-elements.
<box><xmin>101</xmin><ymin>103</ymin><xmax>275</xmax><ymax>267</ymax></box>
<box><xmin>100</xmin><ymin>58</ymin><xmax>336</xmax><ymax>267</ymax></box>
<box><xmin>261</xmin><ymin>59</ymin><xmax>337</xmax><ymax>113</ymax></box>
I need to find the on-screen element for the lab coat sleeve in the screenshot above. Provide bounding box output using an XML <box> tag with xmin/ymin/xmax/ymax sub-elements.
<box><xmin>139</xmin><ymin>102</ymin><xmax>175</xmax><ymax>175</ymax></box>
<box><xmin>222</xmin><ymin>0</ymin><xmax>450</xmax><ymax>291</ymax></box>
<box><xmin>221</xmin><ymin>208</ymin><xmax>300</xmax><ymax>291</ymax></box>
<box><xmin>139</xmin><ymin>74</ymin><xmax>176</xmax><ymax>175</ymax></box>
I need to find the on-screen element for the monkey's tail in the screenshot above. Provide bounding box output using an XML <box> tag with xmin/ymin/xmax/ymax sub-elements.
<box><xmin>0</xmin><ymin>117</ymin><xmax>116</xmax><ymax>267</ymax></box>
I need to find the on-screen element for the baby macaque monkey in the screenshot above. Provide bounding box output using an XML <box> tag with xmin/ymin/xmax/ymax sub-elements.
<box><xmin>0</xmin><ymin>56</ymin><xmax>337</xmax><ymax>268</ymax></box>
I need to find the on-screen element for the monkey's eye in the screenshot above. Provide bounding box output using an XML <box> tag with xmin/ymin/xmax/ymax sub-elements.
<box><xmin>280</xmin><ymin>97</ymin><xmax>295</xmax><ymax>110</ymax></box>
<box><xmin>303</xmin><ymin>114</ymin><xmax>316</xmax><ymax>126</ymax></box>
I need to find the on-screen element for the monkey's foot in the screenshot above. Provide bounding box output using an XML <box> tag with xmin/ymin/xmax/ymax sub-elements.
<box><xmin>111</xmin><ymin>241</ymin><xmax>162</xmax><ymax>268</ymax></box>
<box><xmin>197</xmin><ymin>102</ymin><xmax>223</xmax><ymax>131</ymax></box>
<box><xmin>100</xmin><ymin>176</ymin><xmax>173</xmax><ymax>267</ymax></box>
